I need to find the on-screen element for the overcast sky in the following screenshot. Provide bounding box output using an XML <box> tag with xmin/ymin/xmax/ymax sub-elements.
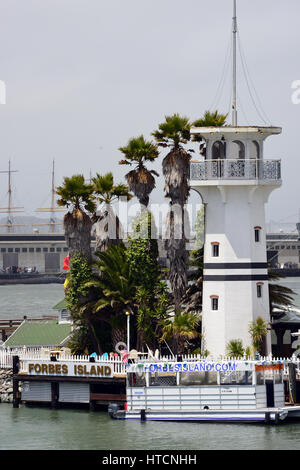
<box><xmin>0</xmin><ymin>0</ymin><xmax>299</xmax><ymax>229</ymax></box>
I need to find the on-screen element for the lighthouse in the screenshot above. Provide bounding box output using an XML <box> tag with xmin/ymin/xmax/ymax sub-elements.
<box><xmin>189</xmin><ymin>2</ymin><xmax>282</xmax><ymax>357</ymax></box>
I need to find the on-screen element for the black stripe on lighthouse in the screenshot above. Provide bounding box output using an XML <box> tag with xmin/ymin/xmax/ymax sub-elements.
<box><xmin>203</xmin><ymin>274</ymin><xmax>269</xmax><ymax>281</ymax></box>
<box><xmin>203</xmin><ymin>262</ymin><xmax>268</xmax><ymax>270</ymax></box>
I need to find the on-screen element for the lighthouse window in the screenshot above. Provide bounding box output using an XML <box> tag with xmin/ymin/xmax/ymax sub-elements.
<box><xmin>257</xmin><ymin>284</ymin><xmax>263</xmax><ymax>298</ymax></box>
<box><xmin>212</xmin><ymin>243</ymin><xmax>219</xmax><ymax>257</ymax></box>
<box><xmin>211</xmin><ymin>297</ymin><xmax>219</xmax><ymax>311</ymax></box>
<box><xmin>254</xmin><ymin>228</ymin><xmax>261</xmax><ymax>243</ymax></box>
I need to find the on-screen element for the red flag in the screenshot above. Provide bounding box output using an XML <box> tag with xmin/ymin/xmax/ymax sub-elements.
<box><xmin>63</xmin><ymin>256</ymin><xmax>69</xmax><ymax>271</ymax></box>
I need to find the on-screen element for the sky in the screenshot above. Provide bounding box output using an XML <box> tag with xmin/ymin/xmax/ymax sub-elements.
<box><xmin>0</xmin><ymin>0</ymin><xmax>299</xmax><ymax>230</ymax></box>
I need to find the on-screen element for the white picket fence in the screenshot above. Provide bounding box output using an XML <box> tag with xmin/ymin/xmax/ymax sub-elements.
<box><xmin>1</xmin><ymin>349</ymin><xmax>300</xmax><ymax>377</ymax></box>
<box><xmin>0</xmin><ymin>349</ymin><xmax>127</xmax><ymax>374</ymax></box>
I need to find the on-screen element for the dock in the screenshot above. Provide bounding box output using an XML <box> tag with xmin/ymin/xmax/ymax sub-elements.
<box><xmin>10</xmin><ymin>353</ymin><xmax>126</xmax><ymax>409</ymax></box>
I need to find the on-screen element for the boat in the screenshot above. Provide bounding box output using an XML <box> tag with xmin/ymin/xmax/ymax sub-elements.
<box><xmin>108</xmin><ymin>358</ymin><xmax>300</xmax><ymax>424</ymax></box>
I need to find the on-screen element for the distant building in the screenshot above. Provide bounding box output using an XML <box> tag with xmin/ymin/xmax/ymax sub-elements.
<box><xmin>0</xmin><ymin>233</ymin><xmax>96</xmax><ymax>273</ymax></box>
<box><xmin>3</xmin><ymin>318</ymin><xmax>73</xmax><ymax>352</ymax></box>
<box><xmin>267</xmin><ymin>232</ymin><xmax>300</xmax><ymax>269</ymax></box>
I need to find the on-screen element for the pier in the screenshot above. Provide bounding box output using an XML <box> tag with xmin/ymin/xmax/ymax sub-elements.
<box><xmin>1</xmin><ymin>351</ymin><xmax>127</xmax><ymax>409</ymax></box>
<box><xmin>1</xmin><ymin>350</ymin><xmax>300</xmax><ymax>410</ymax></box>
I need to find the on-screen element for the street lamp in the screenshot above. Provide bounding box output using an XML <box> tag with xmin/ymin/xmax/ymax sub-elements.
<box><xmin>125</xmin><ymin>311</ymin><xmax>130</xmax><ymax>353</ymax></box>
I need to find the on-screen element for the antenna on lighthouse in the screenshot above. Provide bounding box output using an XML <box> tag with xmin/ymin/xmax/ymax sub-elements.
<box><xmin>232</xmin><ymin>0</ymin><xmax>238</xmax><ymax>126</ymax></box>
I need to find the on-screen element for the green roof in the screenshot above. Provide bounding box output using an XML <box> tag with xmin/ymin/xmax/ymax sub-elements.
<box><xmin>4</xmin><ymin>320</ymin><xmax>72</xmax><ymax>347</ymax></box>
<box><xmin>53</xmin><ymin>299</ymin><xmax>67</xmax><ymax>310</ymax></box>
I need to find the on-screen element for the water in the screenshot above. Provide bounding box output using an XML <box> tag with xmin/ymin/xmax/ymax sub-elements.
<box><xmin>0</xmin><ymin>283</ymin><xmax>64</xmax><ymax>318</ymax></box>
<box><xmin>1</xmin><ymin>281</ymin><xmax>300</xmax><ymax>450</ymax></box>
<box><xmin>0</xmin><ymin>404</ymin><xmax>300</xmax><ymax>450</ymax></box>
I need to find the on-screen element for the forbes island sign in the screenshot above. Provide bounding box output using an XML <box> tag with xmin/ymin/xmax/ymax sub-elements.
<box><xmin>26</xmin><ymin>361</ymin><xmax>113</xmax><ymax>378</ymax></box>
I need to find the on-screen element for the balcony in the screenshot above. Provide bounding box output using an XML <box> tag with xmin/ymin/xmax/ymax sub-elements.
<box><xmin>190</xmin><ymin>159</ymin><xmax>281</xmax><ymax>183</ymax></box>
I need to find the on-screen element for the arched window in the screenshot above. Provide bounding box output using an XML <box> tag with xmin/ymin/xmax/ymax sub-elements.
<box><xmin>250</xmin><ymin>140</ymin><xmax>260</xmax><ymax>159</ymax></box>
<box><xmin>211</xmin><ymin>242</ymin><xmax>220</xmax><ymax>257</ymax></box>
<box><xmin>212</xmin><ymin>140</ymin><xmax>226</xmax><ymax>160</ymax></box>
<box><xmin>257</xmin><ymin>282</ymin><xmax>264</xmax><ymax>298</ymax></box>
<box><xmin>231</xmin><ymin>140</ymin><xmax>245</xmax><ymax>159</ymax></box>
<box><xmin>210</xmin><ymin>295</ymin><xmax>219</xmax><ymax>311</ymax></box>
<box><xmin>254</xmin><ymin>226</ymin><xmax>262</xmax><ymax>243</ymax></box>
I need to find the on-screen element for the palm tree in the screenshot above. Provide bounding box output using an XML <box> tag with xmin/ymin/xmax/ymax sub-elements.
<box><xmin>84</xmin><ymin>244</ymin><xmax>137</xmax><ymax>349</ymax></box>
<box><xmin>249</xmin><ymin>316</ymin><xmax>268</xmax><ymax>355</ymax></box>
<box><xmin>160</xmin><ymin>311</ymin><xmax>200</xmax><ymax>355</ymax></box>
<box><xmin>226</xmin><ymin>339</ymin><xmax>245</xmax><ymax>358</ymax></box>
<box><xmin>119</xmin><ymin>135</ymin><xmax>159</xmax><ymax>208</ymax></box>
<box><xmin>268</xmin><ymin>269</ymin><xmax>296</xmax><ymax>313</ymax></box>
<box><xmin>193</xmin><ymin>110</ymin><xmax>228</xmax><ymax>128</ymax></box>
<box><xmin>92</xmin><ymin>172</ymin><xmax>132</xmax><ymax>252</ymax></box>
<box><xmin>152</xmin><ymin>113</ymin><xmax>192</xmax><ymax>311</ymax></box>
<box><xmin>192</xmin><ymin>110</ymin><xmax>228</xmax><ymax>155</ymax></box>
<box><xmin>56</xmin><ymin>174</ymin><xmax>96</xmax><ymax>261</ymax></box>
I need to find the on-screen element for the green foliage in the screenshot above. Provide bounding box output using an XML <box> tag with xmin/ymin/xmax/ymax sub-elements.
<box><xmin>152</xmin><ymin>113</ymin><xmax>191</xmax><ymax>149</ymax></box>
<box><xmin>56</xmin><ymin>174</ymin><xmax>96</xmax><ymax>213</ymax></box>
<box><xmin>192</xmin><ymin>110</ymin><xmax>227</xmax><ymax>145</ymax></box>
<box><xmin>65</xmin><ymin>252</ymin><xmax>93</xmax><ymax>315</ymax></box>
<box><xmin>92</xmin><ymin>172</ymin><xmax>132</xmax><ymax>204</ymax></box>
<box><xmin>193</xmin><ymin>110</ymin><xmax>228</xmax><ymax>128</ymax></box>
<box><xmin>135</xmin><ymin>282</ymin><xmax>172</xmax><ymax>345</ymax></box>
<box><xmin>249</xmin><ymin>317</ymin><xmax>268</xmax><ymax>353</ymax></box>
<box><xmin>89</xmin><ymin>244</ymin><xmax>136</xmax><ymax>315</ymax></box>
<box><xmin>160</xmin><ymin>311</ymin><xmax>200</xmax><ymax>355</ymax></box>
<box><xmin>119</xmin><ymin>136</ymin><xmax>159</xmax><ymax>207</ymax></box>
<box><xmin>67</xmin><ymin>324</ymin><xmax>94</xmax><ymax>355</ymax></box>
<box><xmin>226</xmin><ymin>339</ymin><xmax>245</xmax><ymax>358</ymax></box>
<box><xmin>119</xmin><ymin>135</ymin><xmax>159</xmax><ymax>165</ymax></box>
<box><xmin>126</xmin><ymin>211</ymin><xmax>159</xmax><ymax>295</ymax></box>
<box><xmin>126</xmin><ymin>237</ymin><xmax>159</xmax><ymax>292</ymax></box>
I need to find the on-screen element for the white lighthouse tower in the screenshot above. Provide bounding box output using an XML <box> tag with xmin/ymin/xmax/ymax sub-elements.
<box><xmin>190</xmin><ymin>1</ymin><xmax>282</xmax><ymax>357</ymax></box>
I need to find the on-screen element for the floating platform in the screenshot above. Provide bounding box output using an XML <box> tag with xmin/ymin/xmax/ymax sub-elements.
<box><xmin>110</xmin><ymin>406</ymin><xmax>300</xmax><ymax>424</ymax></box>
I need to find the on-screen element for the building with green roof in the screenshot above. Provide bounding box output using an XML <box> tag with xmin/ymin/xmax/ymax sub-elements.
<box><xmin>4</xmin><ymin>319</ymin><xmax>73</xmax><ymax>350</ymax></box>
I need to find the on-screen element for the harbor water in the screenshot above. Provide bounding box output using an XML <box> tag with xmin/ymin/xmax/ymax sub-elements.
<box><xmin>1</xmin><ymin>280</ymin><xmax>300</xmax><ymax>450</ymax></box>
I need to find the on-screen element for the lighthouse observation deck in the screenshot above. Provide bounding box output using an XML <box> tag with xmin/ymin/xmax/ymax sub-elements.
<box><xmin>190</xmin><ymin>159</ymin><xmax>281</xmax><ymax>184</ymax></box>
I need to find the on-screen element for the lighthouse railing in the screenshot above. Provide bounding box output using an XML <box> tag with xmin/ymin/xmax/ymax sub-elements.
<box><xmin>190</xmin><ymin>159</ymin><xmax>281</xmax><ymax>182</ymax></box>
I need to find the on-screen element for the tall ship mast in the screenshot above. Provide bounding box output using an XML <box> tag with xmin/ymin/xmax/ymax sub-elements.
<box><xmin>33</xmin><ymin>159</ymin><xmax>65</xmax><ymax>233</ymax></box>
<box><xmin>0</xmin><ymin>160</ymin><xmax>24</xmax><ymax>232</ymax></box>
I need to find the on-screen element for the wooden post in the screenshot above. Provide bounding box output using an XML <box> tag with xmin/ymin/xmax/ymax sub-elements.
<box><xmin>89</xmin><ymin>400</ymin><xmax>96</xmax><ymax>411</ymax></box>
<box><xmin>288</xmin><ymin>363</ymin><xmax>297</xmax><ymax>404</ymax></box>
<box><xmin>12</xmin><ymin>355</ymin><xmax>19</xmax><ymax>408</ymax></box>
<box><xmin>51</xmin><ymin>382</ymin><xmax>59</xmax><ymax>409</ymax></box>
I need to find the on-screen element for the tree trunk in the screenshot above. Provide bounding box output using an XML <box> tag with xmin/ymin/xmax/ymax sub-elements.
<box><xmin>64</xmin><ymin>209</ymin><xmax>93</xmax><ymax>262</ymax></box>
<box><xmin>162</xmin><ymin>147</ymin><xmax>191</xmax><ymax>312</ymax></box>
<box><xmin>94</xmin><ymin>203</ymin><xmax>122</xmax><ymax>252</ymax></box>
